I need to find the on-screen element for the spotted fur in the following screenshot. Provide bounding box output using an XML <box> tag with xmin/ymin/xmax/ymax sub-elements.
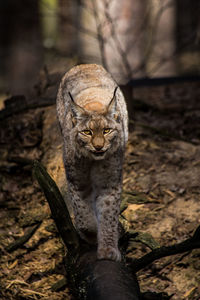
<box><xmin>56</xmin><ymin>64</ymin><xmax>128</xmax><ymax>261</ymax></box>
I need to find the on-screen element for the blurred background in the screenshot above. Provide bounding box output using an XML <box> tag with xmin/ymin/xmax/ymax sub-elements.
<box><xmin>0</xmin><ymin>0</ymin><xmax>199</xmax><ymax>98</ymax></box>
<box><xmin>0</xmin><ymin>2</ymin><xmax>200</xmax><ymax>299</ymax></box>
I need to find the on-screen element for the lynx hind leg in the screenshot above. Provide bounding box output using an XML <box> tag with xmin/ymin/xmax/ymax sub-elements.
<box><xmin>72</xmin><ymin>198</ymin><xmax>97</xmax><ymax>244</ymax></box>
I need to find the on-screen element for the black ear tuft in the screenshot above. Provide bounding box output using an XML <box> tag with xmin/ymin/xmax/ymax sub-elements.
<box><xmin>107</xmin><ymin>86</ymin><xmax>118</xmax><ymax>118</ymax></box>
<box><xmin>68</xmin><ymin>91</ymin><xmax>75</xmax><ymax>103</ymax></box>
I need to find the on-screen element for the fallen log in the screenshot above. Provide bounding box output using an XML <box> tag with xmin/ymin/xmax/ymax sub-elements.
<box><xmin>33</xmin><ymin>160</ymin><xmax>141</xmax><ymax>300</ymax></box>
<box><xmin>74</xmin><ymin>258</ymin><xmax>140</xmax><ymax>300</ymax></box>
<box><xmin>0</xmin><ymin>95</ymin><xmax>55</xmax><ymax>120</ymax></box>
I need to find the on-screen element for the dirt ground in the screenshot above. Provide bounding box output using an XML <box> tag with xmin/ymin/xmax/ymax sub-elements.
<box><xmin>0</xmin><ymin>78</ymin><xmax>200</xmax><ymax>299</ymax></box>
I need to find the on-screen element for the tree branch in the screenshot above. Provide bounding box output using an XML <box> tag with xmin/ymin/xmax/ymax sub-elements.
<box><xmin>131</xmin><ymin>225</ymin><xmax>200</xmax><ymax>272</ymax></box>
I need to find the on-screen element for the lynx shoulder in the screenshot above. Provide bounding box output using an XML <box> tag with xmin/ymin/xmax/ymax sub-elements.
<box><xmin>56</xmin><ymin>64</ymin><xmax>128</xmax><ymax>261</ymax></box>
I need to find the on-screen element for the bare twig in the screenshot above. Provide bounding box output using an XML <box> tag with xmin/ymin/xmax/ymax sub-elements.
<box><xmin>5</xmin><ymin>222</ymin><xmax>41</xmax><ymax>252</ymax></box>
<box><xmin>131</xmin><ymin>225</ymin><xmax>200</xmax><ymax>272</ymax></box>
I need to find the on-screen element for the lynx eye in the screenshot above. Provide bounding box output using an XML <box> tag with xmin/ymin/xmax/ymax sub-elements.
<box><xmin>82</xmin><ymin>130</ymin><xmax>92</xmax><ymax>136</ymax></box>
<box><xmin>103</xmin><ymin>128</ymin><xmax>111</xmax><ymax>134</ymax></box>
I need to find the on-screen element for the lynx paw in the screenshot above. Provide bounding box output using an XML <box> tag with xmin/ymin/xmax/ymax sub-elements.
<box><xmin>97</xmin><ymin>246</ymin><xmax>121</xmax><ymax>262</ymax></box>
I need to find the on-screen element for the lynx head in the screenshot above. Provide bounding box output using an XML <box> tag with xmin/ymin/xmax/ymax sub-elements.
<box><xmin>69</xmin><ymin>87</ymin><xmax>121</xmax><ymax>160</ymax></box>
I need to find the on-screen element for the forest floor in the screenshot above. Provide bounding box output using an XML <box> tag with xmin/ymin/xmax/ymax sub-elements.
<box><xmin>0</xmin><ymin>74</ymin><xmax>200</xmax><ymax>300</ymax></box>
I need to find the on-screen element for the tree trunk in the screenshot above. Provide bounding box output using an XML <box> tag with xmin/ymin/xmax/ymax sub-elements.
<box><xmin>57</xmin><ymin>0</ymin><xmax>81</xmax><ymax>56</ymax></box>
<box><xmin>0</xmin><ymin>0</ymin><xmax>43</xmax><ymax>96</ymax></box>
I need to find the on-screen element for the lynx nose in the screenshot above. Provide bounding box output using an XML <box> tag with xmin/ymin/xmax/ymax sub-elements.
<box><xmin>94</xmin><ymin>145</ymin><xmax>103</xmax><ymax>151</ymax></box>
<box><xmin>92</xmin><ymin>136</ymin><xmax>104</xmax><ymax>151</ymax></box>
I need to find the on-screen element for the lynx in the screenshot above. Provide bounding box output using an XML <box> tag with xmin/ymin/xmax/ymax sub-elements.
<box><xmin>56</xmin><ymin>64</ymin><xmax>128</xmax><ymax>261</ymax></box>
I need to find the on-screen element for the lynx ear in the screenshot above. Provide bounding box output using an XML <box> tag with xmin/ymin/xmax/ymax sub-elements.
<box><xmin>107</xmin><ymin>87</ymin><xmax>119</xmax><ymax>121</ymax></box>
<box><xmin>69</xmin><ymin>92</ymin><xmax>86</xmax><ymax>121</ymax></box>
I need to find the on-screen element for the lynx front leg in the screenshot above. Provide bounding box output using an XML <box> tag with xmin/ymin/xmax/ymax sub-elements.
<box><xmin>68</xmin><ymin>183</ymin><xmax>97</xmax><ymax>244</ymax></box>
<box><xmin>95</xmin><ymin>188</ymin><xmax>122</xmax><ymax>261</ymax></box>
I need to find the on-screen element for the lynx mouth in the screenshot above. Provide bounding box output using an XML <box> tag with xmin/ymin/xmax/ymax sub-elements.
<box><xmin>91</xmin><ymin>150</ymin><xmax>107</xmax><ymax>157</ymax></box>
